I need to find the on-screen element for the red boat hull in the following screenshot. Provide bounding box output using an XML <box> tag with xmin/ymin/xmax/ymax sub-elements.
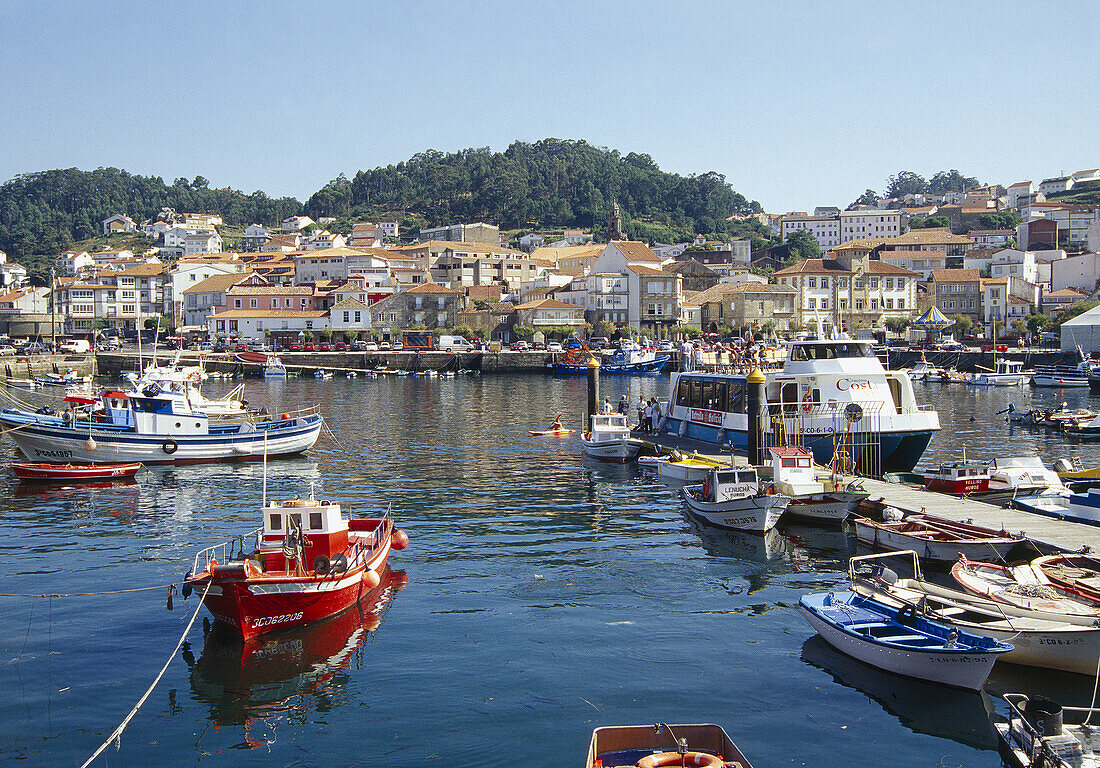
<box><xmin>925</xmin><ymin>477</ymin><xmax>989</xmax><ymax>495</ymax></box>
<box><xmin>10</xmin><ymin>461</ymin><xmax>142</xmax><ymax>481</ymax></box>
<box><xmin>194</xmin><ymin>533</ymin><xmax>393</xmax><ymax>641</ymax></box>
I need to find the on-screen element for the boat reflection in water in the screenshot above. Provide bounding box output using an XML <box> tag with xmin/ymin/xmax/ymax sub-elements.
<box><xmin>187</xmin><ymin>568</ymin><xmax>407</xmax><ymax>744</ymax></box>
<box><xmin>800</xmin><ymin>635</ymin><xmax>997</xmax><ymax>751</ymax></box>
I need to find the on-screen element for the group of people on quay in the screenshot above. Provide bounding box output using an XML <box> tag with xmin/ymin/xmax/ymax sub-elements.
<box><xmin>679</xmin><ymin>338</ymin><xmax>782</xmax><ymax>373</ymax></box>
<box><xmin>599</xmin><ymin>394</ymin><xmax>663</xmax><ymax>434</ymax></box>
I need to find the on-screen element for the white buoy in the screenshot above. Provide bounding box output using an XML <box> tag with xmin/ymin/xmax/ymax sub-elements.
<box><xmin>84</xmin><ymin>438</ymin><xmax>97</xmax><ymax>451</ymax></box>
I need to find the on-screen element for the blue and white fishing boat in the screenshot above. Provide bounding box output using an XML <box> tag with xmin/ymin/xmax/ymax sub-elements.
<box><xmin>1012</xmin><ymin>487</ymin><xmax>1100</xmax><ymax>526</ymax></box>
<box><xmin>662</xmin><ymin>336</ymin><xmax>940</xmax><ymax>471</ymax></box>
<box><xmin>0</xmin><ymin>386</ymin><xmax>323</xmax><ymax>464</ymax></box>
<box><xmin>551</xmin><ymin>344</ymin><xmax>670</xmax><ymax>375</ymax></box>
<box><xmin>799</xmin><ymin>590</ymin><xmax>1012</xmax><ymax>690</ymax></box>
<box><xmin>1031</xmin><ymin>350</ymin><xmax>1098</xmax><ymax>388</ymax></box>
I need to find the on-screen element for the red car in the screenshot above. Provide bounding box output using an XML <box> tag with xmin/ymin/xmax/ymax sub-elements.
<box><xmin>234</xmin><ymin>343</ymin><xmax>250</xmax><ymax>352</ymax></box>
<box><xmin>318</xmin><ymin>342</ymin><xmax>331</xmax><ymax>352</ymax></box>
<box><xmin>334</xmin><ymin>342</ymin><xmax>347</xmax><ymax>351</ymax></box>
<box><xmin>303</xmin><ymin>342</ymin><xmax>316</xmax><ymax>352</ymax></box>
<box><xmin>289</xmin><ymin>343</ymin><xmax>302</xmax><ymax>352</ymax></box>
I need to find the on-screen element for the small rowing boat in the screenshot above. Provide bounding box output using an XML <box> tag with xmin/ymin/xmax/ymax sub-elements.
<box><xmin>852</xmin><ymin>513</ymin><xmax>1024</xmax><ymax>563</ymax></box>
<box><xmin>529</xmin><ymin>428</ymin><xmax>575</xmax><ymax>436</ymax></box>
<box><xmin>952</xmin><ymin>556</ymin><xmax>1100</xmax><ymax>617</ymax></box>
<box><xmin>1030</xmin><ymin>554</ymin><xmax>1100</xmax><ymax>605</ymax></box>
<box><xmin>585</xmin><ymin>723</ymin><xmax>753</xmax><ymax>768</ymax></box>
<box><xmin>10</xmin><ymin>461</ymin><xmax>142</xmax><ymax>481</ymax></box>
<box><xmin>799</xmin><ymin>589</ymin><xmax>1012</xmax><ymax>690</ymax></box>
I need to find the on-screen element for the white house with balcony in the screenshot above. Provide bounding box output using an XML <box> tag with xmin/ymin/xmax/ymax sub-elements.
<box><xmin>184</xmin><ymin>231</ymin><xmax>223</xmax><ymax>256</ymax></box>
<box><xmin>990</xmin><ymin>249</ymin><xmax>1038</xmax><ymax>283</ymax></box>
<box><xmin>282</xmin><ymin>216</ymin><xmax>315</xmax><ymax>232</ymax></box>
<box><xmin>514</xmin><ymin>298</ymin><xmax>586</xmax><ymax>330</ymax></box>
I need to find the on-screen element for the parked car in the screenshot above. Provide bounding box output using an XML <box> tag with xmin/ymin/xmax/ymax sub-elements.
<box><xmin>547</xmin><ymin>342</ymin><xmax>563</xmax><ymax>352</ymax></box>
<box><xmin>532</xmin><ymin>341</ymin><xmax>547</xmax><ymax>350</ymax></box>
<box><xmin>318</xmin><ymin>342</ymin><xmax>331</xmax><ymax>352</ymax></box>
<box><xmin>510</xmin><ymin>340</ymin><xmax>529</xmax><ymax>351</ymax></box>
<box><xmin>657</xmin><ymin>340</ymin><xmax>673</xmax><ymax>351</ymax></box>
<box><xmin>364</xmin><ymin>342</ymin><xmax>379</xmax><ymax>352</ymax></box>
<box><xmin>234</xmin><ymin>342</ymin><xmax>250</xmax><ymax>352</ymax></box>
<box><xmin>379</xmin><ymin>341</ymin><xmax>392</xmax><ymax>350</ymax></box>
<box><xmin>18</xmin><ymin>342</ymin><xmax>48</xmax><ymax>356</ymax></box>
<box><xmin>0</xmin><ymin>345</ymin><xmax>16</xmax><ymax>356</ymax></box>
<box><xmin>334</xmin><ymin>341</ymin><xmax>347</xmax><ymax>351</ymax></box>
<box><xmin>303</xmin><ymin>342</ymin><xmax>316</xmax><ymax>352</ymax></box>
<box><xmin>289</xmin><ymin>343</ymin><xmax>302</xmax><ymax>352</ymax></box>
<box><xmin>392</xmin><ymin>342</ymin><xmax>404</xmax><ymax>351</ymax></box>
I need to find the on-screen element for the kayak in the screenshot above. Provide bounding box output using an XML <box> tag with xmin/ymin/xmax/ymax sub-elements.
<box><xmin>11</xmin><ymin>461</ymin><xmax>143</xmax><ymax>481</ymax></box>
<box><xmin>529</xmin><ymin>428</ymin><xmax>575</xmax><ymax>436</ymax></box>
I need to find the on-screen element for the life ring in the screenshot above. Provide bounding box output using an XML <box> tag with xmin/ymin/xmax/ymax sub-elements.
<box><xmin>188</xmin><ymin>371</ymin><xmax>202</xmax><ymax>383</ymax></box>
<box><xmin>895</xmin><ymin>604</ymin><xmax>917</xmax><ymax>625</ymax></box>
<box><xmin>637</xmin><ymin>752</ymin><xmax>724</xmax><ymax>768</ymax></box>
<box><xmin>161</xmin><ymin>439</ymin><xmax>179</xmax><ymax>454</ymax></box>
<box><xmin>802</xmin><ymin>391</ymin><xmax>814</xmax><ymax>412</ymax></box>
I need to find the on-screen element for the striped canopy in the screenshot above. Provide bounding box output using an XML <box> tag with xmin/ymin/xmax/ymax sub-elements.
<box><xmin>914</xmin><ymin>305</ymin><xmax>951</xmax><ymax>326</ymax></box>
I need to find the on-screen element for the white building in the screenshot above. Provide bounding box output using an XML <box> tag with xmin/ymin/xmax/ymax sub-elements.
<box><xmin>1052</xmin><ymin>252</ymin><xmax>1100</xmax><ymax>293</ymax></box>
<box><xmin>207</xmin><ymin>309</ymin><xmax>329</xmax><ymax>339</ymax></box>
<box><xmin>243</xmin><ymin>224</ymin><xmax>271</xmax><ymax>249</ymax></box>
<box><xmin>0</xmin><ymin>286</ymin><xmax>49</xmax><ymax>315</ymax></box>
<box><xmin>879</xmin><ymin>250</ymin><xmax>949</xmax><ymax>280</ymax></box>
<box><xmin>102</xmin><ymin>214</ymin><xmax>136</xmax><ymax>234</ymax></box>
<box><xmin>169</xmin><ymin>256</ymin><xmax>248</xmax><ymax>326</ymax></box>
<box><xmin>780</xmin><ymin>215</ymin><xmax>840</xmax><ymax>249</ymax></box>
<box><xmin>302</xmin><ymin>231</ymin><xmax>347</xmax><ymax>250</ymax></box>
<box><xmin>378</xmin><ymin>221</ymin><xmax>399</xmax><ymax>238</ymax></box>
<box><xmin>990</xmin><ymin>249</ymin><xmax>1039</xmax><ymax>283</ymax></box>
<box><xmin>1039</xmin><ymin>176</ymin><xmax>1074</xmax><ymax>196</ymax></box>
<box><xmin>1006</xmin><ymin>181</ymin><xmax>1034</xmax><ymax>209</ymax></box>
<box><xmin>184</xmin><ymin>231</ymin><xmax>223</xmax><ymax>256</ymax></box>
<box><xmin>839</xmin><ymin>209</ymin><xmax>901</xmax><ymax>241</ymax></box>
<box><xmin>282</xmin><ymin>216</ymin><xmax>315</xmax><ymax>232</ymax></box>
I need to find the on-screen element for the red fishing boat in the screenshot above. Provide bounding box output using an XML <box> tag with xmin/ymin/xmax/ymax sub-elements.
<box><xmin>183</xmin><ymin>488</ymin><xmax>408</xmax><ymax>640</ymax></box>
<box><xmin>10</xmin><ymin>461</ymin><xmax>142</xmax><ymax>481</ymax></box>
<box><xmin>923</xmin><ymin>459</ymin><xmax>990</xmax><ymax>495</ymax></box>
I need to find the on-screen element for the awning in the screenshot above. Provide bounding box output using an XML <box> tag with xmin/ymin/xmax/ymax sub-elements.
<box><xmin>914</xmin><ymin>306</ymin><xmax>951</xmax><ymax>326</ymax></box>
<box><xmin>63</xmin><ymin>395</ymin><xmax>98</xmax><ymax>405</ymax></box>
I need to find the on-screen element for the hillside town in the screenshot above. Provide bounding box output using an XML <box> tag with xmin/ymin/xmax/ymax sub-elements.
<box><xmin>1</xmin><ymin>168</ymin><xmax>1098</xmax><ymax>350</ymax></box>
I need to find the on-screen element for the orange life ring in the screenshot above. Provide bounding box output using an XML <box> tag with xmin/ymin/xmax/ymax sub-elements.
<box><xmin>802</xmin><ymin>392</ymin><xmax>814</xmax><ymax>412</ymax></box>
<box><xmin>188</xmin><ymin>371</ymin><xmax>202</xmax><ymax>383</ymax></box>
<box><xmin>636</xmin><ymin>752</ymin><xmax>724</xmax><ymax>768</ymax></box>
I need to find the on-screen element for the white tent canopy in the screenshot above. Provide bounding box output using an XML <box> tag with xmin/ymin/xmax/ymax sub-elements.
<box><xmin>1059</xmin><ymin>304</ymin><xmax>1100</xmax><ymax>353</ymax></box>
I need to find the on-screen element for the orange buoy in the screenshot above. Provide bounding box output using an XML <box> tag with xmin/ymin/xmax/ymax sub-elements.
<box><xmin>391</xmin><ymin>529</ymin><xmax>409</xmax><ymax>550</ymax></box>
<box><xmin>281</xmin><ymin>413</ymin><xmax>291</xmax><ymax>420</ymax></box>
<box><xmin>363</xmin><ymin>569</ymin><xmax>381</xmax><ymax>589</ymax></box>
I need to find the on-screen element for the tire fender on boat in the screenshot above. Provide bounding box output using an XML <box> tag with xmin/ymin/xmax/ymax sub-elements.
<box><xmin>678</xmin><ymin>419</ymin><xmax>688</xmax><ymax>437</ymax></box>
<box><xmin>161</xmin><ymin>439</ymin><xmax>179</xmax><ymax>454</ymax></box>
<box><xmin>312</xmin><ymin>555</ymin><xmax>331</xmax><ymax>575</ymax></box>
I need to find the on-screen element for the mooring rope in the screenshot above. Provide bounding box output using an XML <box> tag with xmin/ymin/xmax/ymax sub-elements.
<box><xmin>0</xmin><ymin>581</ymin><xmax>180</xmax><ymax>598</ymax></box>
<box><xmin>77</xmin><ymin>581</ymin><xmax>209</xmax><ymax>768</ymax></box>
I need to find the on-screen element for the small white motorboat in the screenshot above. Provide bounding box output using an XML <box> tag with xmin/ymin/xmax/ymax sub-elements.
<box><xmin>655</xmin><ymin>451</ymin><xmax>726</xmax><ymax>483</ymax></box>
<box><xmin>263</xmin><ymin>356</ymin><xmax>287</xmax><ymax>378</ymax></box>
<box><xmin>5</xmin><ymin>378</ymin><xmax>38</xmax><ymax>390</ymax></box>
<box><xmin>967</xmin><ymin>359</ymin><xmax>1028</xmax><ymax>387</ymax></box>
<box><xmin>799</xmin><ymin>589</ymin><xmax>1012</xmax><ymax>690</ymax></box>
<box><xmin>581</xmin><ymin>413</ymin><xmax>644</xmax><ymax>462</ymax></box>
<box><xmin>682</xmin><ymin>466</ymin><xmax>790</xmax><ymax>534</ymax></box>
<box><xmin>585</xmin><ymin>723</ymin><xmax>753</xmax><ymax>768</ymax></box>
<box><xmin>313</xmin><ymin>369</ymin><xmax>334</xmax><ymax>379</ymax></box>
<box><xmin>768</xmin><ymin>446</ymin><xmax>867</xmax><ymax>524</ymax></box>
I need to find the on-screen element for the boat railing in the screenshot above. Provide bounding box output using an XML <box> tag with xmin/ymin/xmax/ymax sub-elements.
<box><xmin>1002</xmin><ymin>693</ymin><xmax>1096</xmax><ymax>767</ymax></box>
<box><xmin>848</xmin><ymin>549</ymin><xmax>925</xmax><ymax>583</ymax></box>
<box><xmin>191</xmin><ymin>527</ymin><xmax>263</xmax><ymax>575</ymax></box>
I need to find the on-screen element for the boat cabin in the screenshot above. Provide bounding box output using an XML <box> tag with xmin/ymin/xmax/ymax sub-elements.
<box><xmin>768</xmin><ymin>446</ymin><xmax>823</xmax><ymax>497</ymax></box>
<box><xmin>993</xmin><ymin>359</ymin><xmax>1025</xmax><ymax>375</ymax></box>
<box><xmin>588</xmin><ymin>413</ymin><xmax>632</xmax><ymax>441</ymax></box>
<box><xmin>701</xmin><ymin>466</ymin><xmax>761</xmax><ymax>503</ymax></box>
<box><xmin>924</xmin><ymin>459</ymin><xmax>990</xmax><ymax>494</ymax></box>
<box><xmin>261</xmin><ymin>495</ymin><xmax>350</xmax><ymax>572</ymax></box>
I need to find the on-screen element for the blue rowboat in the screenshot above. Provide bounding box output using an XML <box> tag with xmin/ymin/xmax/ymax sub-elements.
<box><xmin>799</xmin><ymin>590</ymin><xmax>1012</xmax><ymax>690</ymax></box>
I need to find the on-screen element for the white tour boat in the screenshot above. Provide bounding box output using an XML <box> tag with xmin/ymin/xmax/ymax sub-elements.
<box><xmin>662</xmin><ymin>336</ymin><xmax>940</xmax><ymax>471</ymax></box>
<box><xmin>581</xmin><ymin>413</ymin><xmax>644</xmax><ymax>462</ymax></box>
<box><xmin>768</xmin><ymin>446</ymin><xmax>868</xmax><ymax>524</ymax></box>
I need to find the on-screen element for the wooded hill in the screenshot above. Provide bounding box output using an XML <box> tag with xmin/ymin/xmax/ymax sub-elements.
<box><xmin>0</xmin><ymin>139</ymin><xmax>767</xmax><ymax>261</ymax></box>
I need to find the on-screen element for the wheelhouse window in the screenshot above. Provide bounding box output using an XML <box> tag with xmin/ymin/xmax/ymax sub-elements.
<box><xmin>269</xmin><ymin>513</ymin><xmax>282</xmax><ymax>531</ymax></box>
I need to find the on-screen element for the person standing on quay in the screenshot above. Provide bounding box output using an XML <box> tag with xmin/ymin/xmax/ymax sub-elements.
<box><xmin>618</xmin><ymin>394</ymin><xmax>629</xmax><ymax>415</ymax></box>
<box><xmin>636</xmin><ymin>395</ymin><xmax>647</xmax><ymax>430</ymax></box>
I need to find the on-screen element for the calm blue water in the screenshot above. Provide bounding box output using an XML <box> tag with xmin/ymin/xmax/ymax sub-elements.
<box><xmin>3</xmin><ymin>375</ymin><xmax>1100</xmax><ymax>766</ymax></box>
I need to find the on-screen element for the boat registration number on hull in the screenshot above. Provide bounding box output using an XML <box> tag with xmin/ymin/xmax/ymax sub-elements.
<box><xmin>249</xmin><ymin>612</ymin><xmax>304</xmax><ymax>629</ymax></box>
<box><xmin>34</xmin><ymin>449</ymin><xmax>74</xmax><ymax>459</ymax></box>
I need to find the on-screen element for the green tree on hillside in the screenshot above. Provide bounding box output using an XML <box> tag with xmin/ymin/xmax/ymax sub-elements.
<box><xmin>784</xmin><ymin>229</ymin><xmax>821</xmax><ymax>262</ymax></box>
<box><xmin>929</xmin><ymin>170</ymin><xmax>980</xmax><ymax>194</ymax></box>
<box><xmin>848</xmin><ymin>189</ymin><xmax>881</xmax><ymax>209</ymax></box>
<box><xmin>886</xmin><ymin>171</ymin><xmax>930</xmax><ymax>198</ymax></box>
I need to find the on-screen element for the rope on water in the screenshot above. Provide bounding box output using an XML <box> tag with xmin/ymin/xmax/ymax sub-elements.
<box><xmin>321</xmin><ymin>419</ymin><xmax>355</xmax><ymax>456</ymax></box>
<box><xmin>77</xmin><ymin>581</ymin><xmax>209</xmax><ymax>768</ymax></box>
<box><xmin>0</xmin><ymin>581</ymin><xmax>181</xmax><ymax>598</ymax></box>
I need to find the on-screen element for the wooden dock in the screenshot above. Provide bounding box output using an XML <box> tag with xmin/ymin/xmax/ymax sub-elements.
<box><xmin>855</xmin><ymin>478</ymin><xmax>1093</xmax><ymax>556</ymax></box>
<box><xmin>644</xmin><ymin>432</ymin><xmax>1094</xmax><ymax>555</ymax></box>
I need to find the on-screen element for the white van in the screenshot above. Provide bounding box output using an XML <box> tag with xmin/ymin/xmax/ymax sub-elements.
<box><xmin>60</xmin><ymin>339</ymin><xmax>92</xmax><ymax>354</ymax></box>
<box><xmin>438</xmin><ymin>335</ymin><xmax>475</xmax><ymax>352</ymax></box>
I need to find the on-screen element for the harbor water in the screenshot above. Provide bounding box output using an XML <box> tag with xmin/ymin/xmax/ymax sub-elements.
<box><xmin>5</xmin><ymin>374</ymin><xmax>1100</xmax><ymax>766</ymax></box>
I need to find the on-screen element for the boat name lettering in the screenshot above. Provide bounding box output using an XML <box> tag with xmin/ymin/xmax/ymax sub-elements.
<box><xmin>34</xmin><ymin>449</ymin><xmax>74</xmax><ymax>459</ymax></box>
<box><xmin>1038</xmin><ymin>637</ymin><xmax>1085</xmax><ymax>646</ymax></box>
<box><xmin>836</xmin><ymin>378</ymin><xmax>874</xmax><ymax>392</ymax></box>
<box><xmin>720</xmin><ymin>516</ymin><xmax>761</xmax><ymax>526</ymax></box>
<box><xmin>689</xmin><ymin>408</ymin><xmax>723</xmax><ymax>426</ymax></box>
<box><xmin>250</xmin><ymin>612</ymin><xmax>304</xmax><ymax>628</ymax></box>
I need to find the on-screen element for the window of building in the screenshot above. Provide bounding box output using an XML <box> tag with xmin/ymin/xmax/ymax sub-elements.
<box><xmin>808</xmin><ymin>298</ymin><xmax>816</xmax><ymax>309</ymax></box>
<box><xmin>249</xmin><ymin>299</ymin><xmax>257</xmax><ymax>308</ymax></box>
<box><xmin>821</xmin><ymin>299</ymin><xmax>828</xmax><ymax>310</ymax></box>
<box><xmin>808</xmin><ymin>278</ymin><xmax>816</xmax><ymax>288</ymax></box>
<box><xmin>234</xmin><ymin>298</ymin><xmax>241</xmax><ymax>308</ymax></box>
<box><xmin>855</xmin><ymin>299</ymin><xmax>864</xmax><ymax>310</ymax></box>
<box><xmin>354</xmin><ymin>311</ymin><xmax>361</xmax><ymax>323</ymax></box>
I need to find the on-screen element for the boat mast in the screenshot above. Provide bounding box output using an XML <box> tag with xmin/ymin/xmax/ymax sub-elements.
<box><xmin>262</xmin><ymin>430</ymin><xmax>269</xmax><ymax>508</ymax></box>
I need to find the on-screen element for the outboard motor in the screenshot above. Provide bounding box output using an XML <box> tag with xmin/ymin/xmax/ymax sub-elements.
<box><xmin>1053</xmin><ymin>458</ymin><xmax>1074</xmax><ymax>474</ymax></box>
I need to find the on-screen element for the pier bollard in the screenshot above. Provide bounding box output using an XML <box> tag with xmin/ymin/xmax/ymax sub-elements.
<box><xmin>746</xmin><ymin>367</ymin><xmax>766</xmax><ymax>466</ymax></box>
<box><xmin>586</xmin><ymin>356</ymin><xmax>600</xmax><ymax>428</ymax></box>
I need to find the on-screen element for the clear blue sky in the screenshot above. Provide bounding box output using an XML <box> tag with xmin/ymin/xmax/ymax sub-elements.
<box><xmin>1</xmin><ymin>0</ymin><xmax>1096</xmax><ymax>213</ymax></box>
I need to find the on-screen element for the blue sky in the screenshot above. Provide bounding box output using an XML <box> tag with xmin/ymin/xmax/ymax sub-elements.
<box><xmin>0</xmin><ymin>0</ymin><xmax>1096</xmax><ymax>213</ymax></box>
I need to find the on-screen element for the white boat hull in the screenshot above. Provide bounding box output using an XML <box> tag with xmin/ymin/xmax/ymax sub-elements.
<box><xmin>785</xmin><ymin>492</ymin><xmax>864</xmax><ymax>523</ymax></box>
<box><xmin>800</xmin><ymin>604</ymin><xmax>1000</xmax><ymax>690</ymax></box>
<box><xmin>681</xmin><ymin>490</ymin><xmax>789</xmax><ymax>533</ymax></box>
<box><xmin>656</xmin><ymin>460</ymin><xmax>721</xmax><ymax>483</ymax></box>
<box><xmin>1013</xmin><ymin>494</ymin><xmax>1100</xmax><ymax>526</ymax></box>
<box><xmin>0</xmin><ymin>417</ymin><xmax>322</xmax><ymax>464</ymax></box>
<box><xmin>969</xmin><ymin>375</ymin><xmax>1027</xmax><ymax>386</ymax></box>
<box><xmin>853</xmin><ymin>518</ymin><xmax>1019</xmax><ymax>563</ymax></box>
<box><xmin>1032</xmin><ymin>376</ymin><xmax>1089</xmax><ymax>388</ymax></box>
<box><xmin>581</xmin><ymin>437</ymin><xmax>643</xmax><ymax>462</ymax></box>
